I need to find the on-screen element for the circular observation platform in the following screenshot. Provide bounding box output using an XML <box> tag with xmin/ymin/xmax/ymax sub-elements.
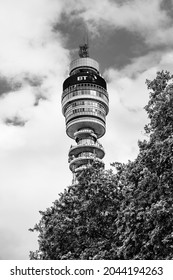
<box><xmin>66</xmin><ymin>116</ymin><xmax>106</xmax><ymax>139</ymax></box>
<box><xmin>69</xmin><ymin>155</ymin><xmax>104</xmax><ymax>172</ymax></box>
<box><xmin>74</xmin><ymin>129</ymin><xmax>97</xmax><ymax>141</ymax></box>
<box><xmin>68</xmin><ymin>142</ymin><xmax>105</xmax><ymax>159</ymax></box>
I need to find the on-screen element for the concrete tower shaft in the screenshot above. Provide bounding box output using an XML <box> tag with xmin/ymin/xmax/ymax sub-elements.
<box><xmin>61</xmin><ymin>45</ymin><xmax>109</xmax><ymax>178</ymax></box>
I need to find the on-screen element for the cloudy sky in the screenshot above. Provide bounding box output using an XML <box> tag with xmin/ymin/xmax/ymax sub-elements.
<box><xmin>0</xmin><ymin>0</ymin><xmax>173</xmax><ymax>260</ymax></box>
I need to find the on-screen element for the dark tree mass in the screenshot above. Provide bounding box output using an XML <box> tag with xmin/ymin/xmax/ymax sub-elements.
<box><xmin>30</xmin><ymin>71</ymin><xmax>173</xmax><ymax>260</ymax></box>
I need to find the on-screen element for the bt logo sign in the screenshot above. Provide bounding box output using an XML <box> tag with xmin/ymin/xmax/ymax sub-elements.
<box><xmin>77</xmin><ymin>76</ymin><xmax>87</xmax><ymax>81</ymax></box>
<box><xmin>77</xmin><ymin>75</ymin><xmax>97</xmax><ymax>81</ymax></box>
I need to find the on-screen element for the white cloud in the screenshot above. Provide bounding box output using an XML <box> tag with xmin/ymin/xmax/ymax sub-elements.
<box><xmin>0</xmin><ymin>0</ymin><xmax>72</xmax><ymax>259</ymax></box>
<box><xmin>63</xmin><ymin>0</ymin><xmax>173</xmax><ymax>46</ymax></box>
<box><xmin>103</xmin><ymin>49</ymin><xmax>173</xmax><ymax>166</ymax></box>
<box><xmin>0</xmin><ymin>0</ymin><xmax>69</xmax><ymax>77</ymax></box>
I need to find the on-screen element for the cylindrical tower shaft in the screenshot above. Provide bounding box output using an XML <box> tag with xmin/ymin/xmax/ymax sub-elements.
<box><xmin>61</xmin><ymin>44</ymin><xmax>109</xmax><ymax>182</ymax></box>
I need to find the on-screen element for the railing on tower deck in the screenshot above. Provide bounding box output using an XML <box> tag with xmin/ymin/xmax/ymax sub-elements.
<box><xmin>68</xmin><ymin>153</ymin><xmax>103</xmax><ymax>165</ymax></box>
<box><xmin>74</xmin><ymin>129</ymin><xmax>94</xmax><ymax>136</ymax></box>
<box><xmin>65</xmin><ymin>111</ymin><xmax>106</xmax><ymax>124</ymax></box>
<box><xmin>69</xmin><ymin>141</ymin><xmax>104</xmax><ymax>151</ymax></box>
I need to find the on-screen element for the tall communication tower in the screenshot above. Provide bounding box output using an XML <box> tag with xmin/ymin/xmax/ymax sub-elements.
<box><xmin>61</xmin><ymin>43</ymin><xmax>109</xmax><ymax>183</ymax></box>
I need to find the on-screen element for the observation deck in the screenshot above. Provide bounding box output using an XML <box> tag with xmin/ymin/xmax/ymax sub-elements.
<box><xmin>68</xmin><ymin>142</ymin><xmax>105</xmax><ymax>159</ymax></box>
<box><xmin>69</xmin><ymin>154</ymin><xmax>104</xmax><ymax>172</ymax></box>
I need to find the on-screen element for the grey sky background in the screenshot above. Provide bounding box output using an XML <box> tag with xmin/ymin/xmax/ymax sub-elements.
<box><xmin>0</xmin><ymin>0</ymin><xmax>173</xmax><ymax>259</ymax></box>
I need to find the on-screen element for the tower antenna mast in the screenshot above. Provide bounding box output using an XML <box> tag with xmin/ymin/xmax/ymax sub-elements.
<box><xmin>84</xmin><ymin>23</ymin><xmax>89</xmax><ymax>49</ymax></box>
<box><xmin>78</xmin><ymin>23</ymin><xmax>89</xmax><ymax>58</ymax></box>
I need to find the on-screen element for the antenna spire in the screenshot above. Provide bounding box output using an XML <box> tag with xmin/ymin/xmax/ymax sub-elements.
<box><xmin>78</xmin><ymin>24</ymin><xmax>89</xmax><ymax>58</ymax></box>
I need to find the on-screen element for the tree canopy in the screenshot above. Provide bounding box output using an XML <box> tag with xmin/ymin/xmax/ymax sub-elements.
<box><xmin>30</xmin><ymin>71</ymin><xmax>173</xmax><ymax>260</ymax></box>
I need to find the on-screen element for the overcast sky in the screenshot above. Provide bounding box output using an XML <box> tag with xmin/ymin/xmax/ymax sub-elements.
<box><xmin>1</xmin><ymin>0</ymin><xmax>173</xmax><ymax>260</ymax></box>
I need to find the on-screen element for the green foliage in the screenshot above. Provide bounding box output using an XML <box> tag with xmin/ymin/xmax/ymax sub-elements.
<box><xmin>30</xmin><ymin>71</ymin><xmax>173</xmax><ymax>260</ymax></box>
<box><xmin>30</xmin><ymin>163</ymin><xmax>121</xmax><ymax>259</ymax></box>
<box><xmin>111</xmin><ymin>71</ymin><xmax>173</xmax><ymax>259</ymax></box>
